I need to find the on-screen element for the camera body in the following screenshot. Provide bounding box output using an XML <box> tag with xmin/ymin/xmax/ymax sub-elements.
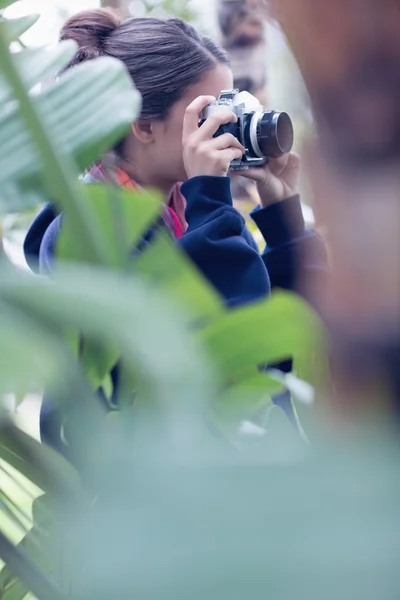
<box><xmin>200</xmin><ymin>89</ymin><xmax>294</xmax><ymax>171</ymax></box>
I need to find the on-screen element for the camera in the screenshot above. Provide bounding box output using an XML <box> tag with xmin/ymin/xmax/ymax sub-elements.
<box><xmin>200</xmin><ymin>89</ymin><xmax>294</xmax><ymax>170</ymax></box>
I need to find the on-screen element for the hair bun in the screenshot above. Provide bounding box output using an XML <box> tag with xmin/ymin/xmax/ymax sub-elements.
<box><xmin>60</xmin><ymin>8</ymin><xmax>121</xmax><ymax>65</ymax></box>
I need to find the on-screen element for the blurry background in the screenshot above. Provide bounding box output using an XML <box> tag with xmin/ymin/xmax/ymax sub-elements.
<box><xmin>2</xmin><ymin>0</ymin><xmax>310</xmax><ymax>121</ymax></box>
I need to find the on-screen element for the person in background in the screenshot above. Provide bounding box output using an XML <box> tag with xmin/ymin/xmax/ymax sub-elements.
<box><xmin>218</xmin><ymin>0</ymin><xmax>269</xmax><ymax>203</ymax></box>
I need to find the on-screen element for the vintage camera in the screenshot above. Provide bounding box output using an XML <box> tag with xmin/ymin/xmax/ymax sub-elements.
<box><xmin>200</xmin><ymin>89</ymin><xmax>294</xmax><ymax>170</ymax></box>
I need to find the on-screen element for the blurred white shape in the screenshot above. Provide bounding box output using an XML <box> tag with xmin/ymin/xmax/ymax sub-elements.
<box><xmin>4</xmin><ymin>0</ymin><xmax>100</xmax><ymax>46</ymax></box>
<box><xmin>268</xmin><ymin>369</ymin><xmax>315</xmax><ymax>406</ymax></box>
<box><xmin>2</xmin><ymin>394</ymin><xmax>16</xmax><ymax>412</ymax></box>
<box><xmin>301</xmin><ymin>202</ymin><xmax>314</xmax><ymax>226</ymax></box>
<box><xmin>129</xmin><ymin>0</ymin><xmax>146</xmax><ymax>17</ymax></box>
<box><xmin>238</xmin><ymin>420</ymin><xmax>266</xmax><ymax>437</ymax></box>
<box><xmin>2</xmin><ymin>214</ymin><xmax>29</xmax><ymax>270</ymax></box>
<box><xmin>3</xmin><ymin>235</ymin><xmax>28</xmax><ymax>270</ymax></box>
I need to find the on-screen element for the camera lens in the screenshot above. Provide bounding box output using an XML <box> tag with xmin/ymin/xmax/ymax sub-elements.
<box><xmin>249</xmin><ymin>111</ymin><xmax>294</xmax><ymax>158</ymax></box>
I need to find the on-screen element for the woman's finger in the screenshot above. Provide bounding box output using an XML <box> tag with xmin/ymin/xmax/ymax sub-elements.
<box><xmin>209</xmin><ymin>132</ymin><xmax>245</xmax><ymax>153</ymax></box>
<box><xmin>268</xmin><ymin>153</ymin><xmax>289</xmax><ymax>174</ymax></box>
<box><xmin>182</xmin><ymin>95</ymin><xmax>216</xmax><ymax>143</ymax></box>
<box><xmin>239</xmin><ymin>166</ymin><xmax>269</xmax><ymax>182</ymax></box>
<box><xmin>218</xmin><ymin>147</ymin><xmax>244</xmax><ymax>165</ymax></box>
<box><xmin>197</xmin><ymin>109</ymin><xmax>238</xmax><ymax>140</ymax></box>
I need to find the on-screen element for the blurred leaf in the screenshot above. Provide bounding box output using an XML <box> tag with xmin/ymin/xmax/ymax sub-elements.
<box><xmin>0</xmin><ymin>263</ymin><xmax>213</xmax><ymax>451</ymax></box>
<box><xmin>0</xmin><ymin>56</ymin><xmax>141</xmax><ymax>215</ymax></box>
<box><xmin>0</xmin><ymin>0</ymin><xmax>19</xmax><ymax>10</ymax></box>
<box><xmin>134</xmin><ymin>233</ymin><xmax>223</xmax><ymax>323</ymax></box>
<box><xmin>0</xmin><ymin>577</ymin><xmax>28</xmax><ymax>600</ymax></box>
<box><xmin>0</xmin><ymin>42</ymin><xmax>78</xmax><ymax>104</ymax></box>
<box><xmin>0</xmin><ymin>488</ymin><xmax>31</xmax><ymax>533</ymax></box>
<box><xmin>0</xmin><ymin>494</ymin><xmax>29</xmax><ymax>539</ymax></box>
<box><xmin>62</xmin><ymin>429</ymin><xmax>400</xmax><ymax>600</ymax></box>
<box><xmin>0</xmin><ymin>495</ymin><xmax>67</xmax><ymax>600</ymax></box>
<box><xmin>0</xmin><ymin>28</ymin><xmax>143</xmax><ymax>267</ymax></box>
<box><xmin>0</xmin><ymin>530</ymin><xmax>65</xmax><ymax>600</ymax></box>
<box><xmin>0</xmin><ymin>291</ymin><xmax>102</xmax><ymax>423</ymax></box>
<box><xmin>57</xmin><ymin>184</ymin><xmax>162</xmax><ymax>392</ymax></box>
<box><xmin>0</xmin><ymin>298</ymin><xmax>67</xmax><ymax>394</ymax></box>
<box><xmin>0</xmin><ymin>424</ymin><xmax>82</xmax><ymax>500</ymax></box>
<box><xmin>0</xmin><ymin>15</ymin><xmax>39</xmax><ymax>41</ymax></box>
<box><xmin>214</xmin><ymin>372</ymin><xmax>283</xmax><ymax>421</ymax></box>
<box><xmin>58</xmin><ymin>184</ymin><xmax>161</xmax><ymax>269</ymax></box>
<box><xmin>200</xmin><ymin>291</ymin><xmax>323</xmax><ymax>383</ymax></box>
<box><xmin>0</xmin><ymin>268</ymin><xmax>120</xmax><ymax>466</ymax></box>
<box><xmin>79</xmin><ymin>342</ymin><xmax>119</xmax><ymax>393</ymax></box>
<box><xmin>0</xmin><ymin>264</ymin><xmax>205</xmax><ymax>387</ymax></box>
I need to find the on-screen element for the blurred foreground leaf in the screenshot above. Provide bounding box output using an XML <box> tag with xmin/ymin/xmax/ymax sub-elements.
<box><xmin>0</xmin><ymin>15</ymin><xmax>39</xmax><ymax>41</ymax></box>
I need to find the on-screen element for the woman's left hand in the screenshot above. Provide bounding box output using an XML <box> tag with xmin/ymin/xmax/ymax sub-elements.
<box><xmin>238</xmin><ymin>152</ymin><xmax>300</xmax><ymax>208</ymax></box>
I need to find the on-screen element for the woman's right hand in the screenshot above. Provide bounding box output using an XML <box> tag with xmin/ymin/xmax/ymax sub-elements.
<box><xmin>182</xmin><ymin>95</ymin><xmax>245</xmax><ymax>179</ymax></box>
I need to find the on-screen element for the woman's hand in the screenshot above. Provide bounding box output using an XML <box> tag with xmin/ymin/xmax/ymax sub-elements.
<box><xmin>239</xmin><ymin>152</ymin><xmax>300</xmax><ymax>208</ymax></box>
<box><xmin>182</xmin><ymin>95</ymin><xmax>245</xmax><ymax>179</ymax></box>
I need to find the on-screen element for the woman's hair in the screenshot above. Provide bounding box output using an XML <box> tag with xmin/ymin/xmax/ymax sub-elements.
<box><xmin>60</xmin><ymin>9</ymin><xmax>229</xmax><ymax>121</ymax></box>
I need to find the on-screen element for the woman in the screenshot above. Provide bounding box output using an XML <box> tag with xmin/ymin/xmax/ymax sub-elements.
<box><xmin>24</xmin><ymin>10</ymin><xmax>327</xmax><ymax>450</ymax></box>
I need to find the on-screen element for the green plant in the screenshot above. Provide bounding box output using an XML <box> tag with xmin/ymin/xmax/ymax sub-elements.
<box><xmin>101</xmin><ymin>0</ymin><xmax>199</xmax><ymax>23</ymax></box>
<box><xmin>141</xmin><ymin>0</ymin><xmax>198</xmax><ymax>22</ymax></box>
<box><xmin>0</xmin><ymin>5</ymin><xmax>375</xmax><ymax>600</ymax></box>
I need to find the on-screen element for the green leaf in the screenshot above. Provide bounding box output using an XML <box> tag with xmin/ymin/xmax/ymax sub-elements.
<box><xmin>0</xmin><ymin>264</ymin><xmax>202</xmax><ymax>386</ymax></box>
<box><xmin>0</xmin><ymin>492</ymin><xmax>30</xmax><ymax>539</ymax></box>
<box><xmin>0</xmin><ymin>299</ymin><xmax>67</xmax><ymax>394</ymax></box>
<box><xmin>0</xmin><ymin>32</ymin><xmax>134</xmax><ymax>267</ymax></box>
<box><xmin>61</xmin><ymin>427</ymin><xmax>400</xmax><ymax>600</ymax></box>
<box><xmin>79</xmin><ymin>341</ymin><xmax>119</xmax><ymax>393</ymax></box>
<box><xmin>0</xmin><ymin>494</ymin><xmax>65</xmax><ymax>600</ymax></box>
<box><xmin>0</xmin><ymin>56</ymin><xmax>141</xmax><ymax>215</ymax></box>
<box><xmin>0</xmin><ymin>263</ymin><xmax>213</xmax><ymax>452</ymax></box>
<box><xmin>0</xmin><ymin>42</ymin><xmax>78</xmax><ymax>105</ymax></box>
<box><xmin>200</xmin><ymin>291</ymin><xmax>324</xmax><ymax>383</ymax></box>
<box><xmin>0</xmin><ymin>575</ymin><xmax>28</xmax><ymax>600</ymax></box>
<box><xmin>134</xmin><ymin>233</ymin><xmax>223</xmax><ymax>323</ymax></box>
<box><xmin>0</xmin><ymin>274</ymin><xmax>116</xmax><ymax>465</ymax></box>
<box><xmin>57</xmin><ymin>184</ymin><xmax>161</xmax><ymax>269</ymax></box>
<box><xmin>0</xmin><ymin>292</ymin><xmax>102</xmax><ymax>421</ymax></box>
<box><xmin>57</xmin><ymin>184</ymin><xmax>163</xmax><ymax>393</ymax></box>
<box><xmin>0</xmin><ymin>487</ymin><xmax>32</xmax><ymax>532</ymax></box>
<box><xmin>214</xmin><ymin>372</ymin><xmax>283</xmax><ymax>422</ymax></box>
<box><xmin>101</xmin><ymin>373</ymin><xmax>114</xmax><ymax>402</ymax></box>
<box><xmin>0</xmin><ymin>0</ymin><xmax>19</xmax><ymax>11</ymax></box>
<box><xmin>0</xmin><ymin>489</ymin><xmax>84</xmax><ymax>600</ymax></box>
<box><xmin>0</xmin><ymin>530</ymin><xmax>66</xmax><ymax>600</ymax></box>
<box><xmin>0</xmin><ymin>424</ymin><xmax>82</xmax><ymax>500</ymax></box>
<box><xmin>0</xmin><ymin>15</ymin><xmax>39</xmax><ymax>41</ymax></box>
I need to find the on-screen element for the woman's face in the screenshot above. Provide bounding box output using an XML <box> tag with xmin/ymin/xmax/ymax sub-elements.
<box><xmin>151</xmin><ymin>63</ymin><xmax>234</xmax><ymax>186</ymax></box>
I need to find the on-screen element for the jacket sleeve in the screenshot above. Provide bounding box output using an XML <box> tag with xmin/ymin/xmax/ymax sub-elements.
<box><xmin>179</xmin><ymin>176</ymin><xmax>271</xmax><ymax>306</ymax></box>
<box><xmin>38</xmin><ymin>214</ymin><xmax>63</xmax><ymax>275</ymax></box>
<box><xmin>250</xmin><ymin>195</ymin><xmax>328</xmax><ymax>298</ymax></box>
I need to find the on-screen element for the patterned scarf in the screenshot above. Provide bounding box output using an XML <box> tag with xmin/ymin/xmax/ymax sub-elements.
<box><xmin>85</xmin><ymin>163</ymin><xmax>188</xmax><ymax>239</ymax></box>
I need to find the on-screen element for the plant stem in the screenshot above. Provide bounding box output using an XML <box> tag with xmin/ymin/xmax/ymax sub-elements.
<box><xmin>0</xmin><ymin>29</ymin><xmax>109</xmax><ymax>265</ymax></box>
<box><xmin>0</xmin><ymin>530</ymin><xmax>67</xmax><ymax>600</ymax></box>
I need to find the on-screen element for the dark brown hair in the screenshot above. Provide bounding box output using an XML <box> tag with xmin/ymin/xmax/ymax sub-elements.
<box><xmin>60</xmin><ymin>9</ymin><xmax>229</xmax><ymax>120</ymax></box>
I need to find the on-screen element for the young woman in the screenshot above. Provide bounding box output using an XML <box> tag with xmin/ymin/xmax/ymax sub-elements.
<box><xmin>24</xmin><ymin>10</ymin><xmax>327</xmax><ymax>450</ymax></box>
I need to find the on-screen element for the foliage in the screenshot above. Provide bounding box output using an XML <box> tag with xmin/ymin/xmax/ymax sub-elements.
<box><xmin>1</xmin><ymin>6</ymin><xmax>396</xmax><ymax>600</ymax></box>
<box><xmin>100</xmin><ymin>0</ymin><xmax>199</xmax><ymax>24</ymax></box>
<box><xmin>139</xmin><ymin>0</ymin><xmax>198</xmax><ymax>22</ymax></box>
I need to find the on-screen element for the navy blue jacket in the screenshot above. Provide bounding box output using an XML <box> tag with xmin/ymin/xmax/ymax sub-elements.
<box><xmin>24</xmin><ymin>175</ymin><xmax>327</xmax><ymax>451</ymax></box>
<box><xmin>25</xmin><ymin>176</ymin><xmax>327</xmax><ymax>301</ymax></box>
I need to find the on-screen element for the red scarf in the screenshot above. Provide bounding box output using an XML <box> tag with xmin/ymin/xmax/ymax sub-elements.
<box><xmin>86</xmin><ymin>163</ymin><xmax>188</xmax><ymax>239</ymax></box>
